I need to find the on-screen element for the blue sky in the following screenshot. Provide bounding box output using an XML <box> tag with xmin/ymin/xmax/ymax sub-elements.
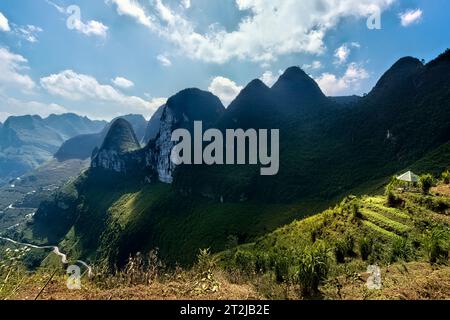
<box><xmin>0</xmin><ymin>0</ymin><xmax>449</xmax><ymax>121</ymax></box>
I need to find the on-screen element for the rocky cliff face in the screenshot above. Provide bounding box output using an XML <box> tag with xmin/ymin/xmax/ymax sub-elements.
<box><xmin>91</xmin><ymin>118</ymin><xmax>142</xmax><ymax>174</ymax></box>
<box><xmin>91</xmin><ymin>89</ymin><xmax>225</xmax><ymax>183</ymax></box>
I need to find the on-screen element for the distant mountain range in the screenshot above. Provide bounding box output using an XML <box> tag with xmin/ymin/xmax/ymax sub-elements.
<box><xmin>9</xmin><ymin>49</ymin><xmax>450</xmax><ymax>267</ymax></box>
<box><xmin>54</xmin><ymin>114</ymin><xmax>148</xmax><ymax>161</ymax></box>
<box><xmin>0</xmin><ymin>114</ymin><xmax>106</xmax><ymax>185</ymax></box>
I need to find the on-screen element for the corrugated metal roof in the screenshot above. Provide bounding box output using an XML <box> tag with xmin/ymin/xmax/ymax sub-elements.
<box><xmin>397</xmin><ymin>171</ymin><xmax>419</xmax><ymax>182</ymax></box>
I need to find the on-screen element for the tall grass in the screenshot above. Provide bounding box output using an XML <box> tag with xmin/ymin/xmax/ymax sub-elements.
<box><xmin>424</xmin><ymin>227</ymin><xmax>449</xmax><ymax>264</ymax></box>
<box><xmin>296</xmin><ymin>242</ymin><xmax>331</xmax><ymax>297</ymax></box>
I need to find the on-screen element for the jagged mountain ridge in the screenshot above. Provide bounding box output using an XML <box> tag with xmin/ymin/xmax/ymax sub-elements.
<box><xmin>27</xmin><ymin>50</ymin><xmax>450</xmax><ymax>266</ymax></box>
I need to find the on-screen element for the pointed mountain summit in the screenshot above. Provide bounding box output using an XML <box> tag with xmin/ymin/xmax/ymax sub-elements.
<box><xmin>271</xmin><ymin>66</ymin><xmax>328</xmax><ymax>111</ymax></box>
<box><xmin>221</xmin><ymin>79</ymin><xmax>276</xmax><ymax>129</ymax></box>
<box><xmin>230</xmin><ymin>79</ymin><xmax>271</xmax><ymax>105</ymax></box>
<box><xmin>55</xmin><ymin>114</ymin><xmax>146</xmax><ymax>161</ymax></box>
<box><xmin>99</xmin><ymin>118</ymin><xmax>140</xmax><ymax>154</ymax></box>
<box><xmin>369</xmin><ymin>57</ymin><xmax>423</xmax><ymax>98</ymax></box>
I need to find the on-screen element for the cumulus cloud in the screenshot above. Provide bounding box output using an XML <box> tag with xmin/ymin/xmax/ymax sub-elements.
<box><xmin>112</xmin><ymin>76</ymin><xmax>135</xmax><ymax>88</ymax></box>
<box><xmin>315</xmin><ymin>63</ymin><xmax>369</xmax><ymax>96</ymax></box>
<box><xmin>0</xmin><ymin>94</ymin><xmax>67</xmax><ymax>122</ymax></box>
<box><xmin>334</xmin><ymin>44</ymin><xmax>351</xmax><ymax>64</ymax></box>
<box><xmin>70</xmin><ymin>17</ymin><xmax>109</xmax><ymax>38</ymax></box>
<box><xmin>260</xmin><ymin>71</ymin><xmax>279</xmax><ymax>87</ymax></box>
<box><xmin>399</xmin><ymin>9</ymin><xmax>423</xmax><ymax>27</ymax></box>
<box><xmin>109</xmin><ymin>0</ymin><xmax>154</xmax><ymax>28</ymax></box>
<box><xmin>0</xmin><ymin>47</ymin><xmax>36</xmax><ymax>92</ymax></box>
<box><xmin>40</xmin><ymin>70</ymin><xmax>165</xmax><ymax>116</ymax></box>
<box><xmin>109</xmin><ymin>0</ymin><xmax>395</xmax><ymax>63</ymax></box>
<box><xmin>157</xmin><ymin>54</ymin><xmax>172</xmax><ymax>66</ymax></box>
<box><xmin>334</xmin><ymin>42</ymin><xmax>361</xmax><ymax>65</ymax></box>
<box><xmin>0</xmin><ymin>11</ymin><xmax>10</xmax><ymax>32</ymax></box>
<box><xmin>208</xmin><ymin>76</ymin><xmax>243</xmax><ymax>106</ymax></box>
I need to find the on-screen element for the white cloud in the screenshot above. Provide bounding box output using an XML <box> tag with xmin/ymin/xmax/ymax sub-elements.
<box><xmin>71</xmin><ymin>19</ymin><xmax>109</xmax><ymax>38</ymax></box>
<box><xmin>399</xmin><ymin>9</ymin><xmax>422</xmax><ymax>27</ymax></box>
<box><xmin>109</xmin><ymin>0</ymin><xmax>395</xmax><ymax>64</ymax></box>
<box><xmin>316</xmin><ymin>63</ymin><xmax>369</xmax><ymax>96</ymax></box>
<box><xmin>157</xmin><ymin>54</ymin><xmax>172</xmax><ymax>66</ymax></box>
<box><xmin>260</xmin><ymin>71</ymin><xmax>278</xmax><ymax>87</ymax></box>
<box><xmin>146</xmin><ymin>97</ymin><xmax>168</xmax><ymax>116</ymax></box>
<box><xmin>0</xmin><ymin>12</ymin><xmax>10</xmax><ymax>32</ymax></box>
<box><xmin>181</xmin><ymin>0</ymin><xmax>191</xmax><ymax>9</ymax></box>
<box><xmin>334</xmin><ymin>44</ymin><xmax>351</xmax><ymax>64</ymax></box>
<box><xmin>0</xmin><ymin>47</ymin><xmax>36</xmax><ymax>92</ymax></box>
<box><xmin>0</xmin><ymin>94</ymin><xmax>67</xmax><ymax>122</ymax></box>
<box><xmin>112</xmin><ymin>76</ymin><xmax>135</xmax><ymax>88</ymax></box>
<box><xmin>109</xmin><ymin>0</ymin><xmax>154</xmax><ymax>28</ymax></box>
<box><xmin>302</xmin><ymin>60</ymin><xmax>322</xmax><ymax>71</ymax></box>
<box><xmin>40</xmin><ymin>70</ymin><xmax>165</xmax><ymax>116</ymax></box>
<box><xmin>208</xmin><ymin>76</ymin><xmax>243</xmax><ymax>106</ymax></box>
<box><xmin>16</xmin><ymin>25</ymin><xmax>43</xmax><ymax>43</ymax></box>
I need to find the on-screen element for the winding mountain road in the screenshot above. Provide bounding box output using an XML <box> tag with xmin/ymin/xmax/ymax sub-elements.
<box><xmin>0</xmin><ymin>236</ymin><xmax>92</xmax><ymax>276</ymax></box>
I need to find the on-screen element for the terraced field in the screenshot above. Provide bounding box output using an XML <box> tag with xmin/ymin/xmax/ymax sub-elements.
<box><xmin>359</xmin><ymin>196</ymin><xmax>413</xmax><ymax>238</ymax></box>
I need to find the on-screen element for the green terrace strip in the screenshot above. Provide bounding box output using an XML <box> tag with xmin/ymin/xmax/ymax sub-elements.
<box><xmin>358</xmin><ymin>208</ymin><xmax>411</xmax><ymax>235</ymax></box>
<box><xmin>363</xmin><ymin>201</ymin><xmax>411</xmax><ymax>221</ymax></box>
<box><xmin>361</xmin><ymin>220</ymin><xmax>402</xmax><ymax>240</ymax></box>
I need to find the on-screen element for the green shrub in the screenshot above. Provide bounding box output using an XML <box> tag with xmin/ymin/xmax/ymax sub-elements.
<box><xmin>254</xmin><ymin>252</ymin><xmax>270</xmax><ymax>273</ymax></box>
<box><xmin>424</xmin><ymin>228</ymin><xmax>449</xmax><ymax>264</ymax></box>
<box><xmin>385</xmin><ymin>176</ymin><xmax>399</xmax><ymax>193</ymax></box>
<box><xmin>271</xmin><ymin>253</ymin><xmax>291</xmax><ymax>283</ymax></box>
<box><xmin>296</xmin><ymin>242</ymin><xmax>331</xmax><ymax>297</ymax></box>
<box><xmin>234</xmin><ymin>250</ymin><xmax>255</xmax><ymax>274</ymax></box>
<box><xmin>333</xmin><ymin>235</ymin><xmax>354</xmax><ymax>263</ymax></box>
<box><xmin>386</xmin><ymin>190</ymin><xmax>402</xmax><ymax>208</ymax></box>
<box><xmin>442</xmin><ymin>171</ymin><xmax>450</xmax><ymax>184</ymax></box>
<box><xmin>368</xmin><ymin>240</ymin><xmax>385</xmax><ymax>264</ymax></box>
<box><xmin>390</xmin><ymin>238</ymin><xmax>413</xmax><ymax>263</ymax></box>
<box><xmin>420</xmin><ymin>174</ymin><xmax>435</xmax><ymax>195</ymax></box>
<box><xmin>359</xmin><ymin>237</ymin><xmax>373</xmax><ymax>261</ymax></box>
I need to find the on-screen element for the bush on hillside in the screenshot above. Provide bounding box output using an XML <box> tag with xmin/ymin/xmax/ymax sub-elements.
<box><xmin>272</xmin><ymin>254</ymin><xmax>291</xmax><ymax>283</ymax></box>
<box><xmin>386</xmin><ymin>190</ymin><xmax>402</xmax><ymax>208</ymax></box>
<box><xmin>420</xmin><ymin>174</ymin><xmax>435</xmax><ymax>195</ymax></box>
<box><xmin>359</xmin><ymin>237</ymin><xmax>373</xmax><ymax>261</ymax></box>
<box><xmin>424</xmin><ymin>228</ymin><xmax>449</xmax><ymax>264</ymax></box>
<box><xmin>442</xmin><ymin>171</ymin><xmax>450</xmax><ymax>184</ymax></box>
<box><xmin>390</xmin><ymin>238</ymin><xmax>413</xmax><ymax>263</ymax></box>
<box><xmin>296</xmin><ymin>242</ymin><xmax>331</xmax><ymax>297</ymax></box>
<box><xmin>333</xmin><ymin>234</ymin><xmax>355</xmax><ymax>263</ymax></box>
<box><xmin>234</xmin><ymin>250</ymin><xmax>255</xmax><ymax>275</ymax></box>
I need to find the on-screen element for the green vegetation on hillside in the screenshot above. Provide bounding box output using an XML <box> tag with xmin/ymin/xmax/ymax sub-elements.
<box><xmin>218</xmin><ymin>180</ymin><xmax>449</xmax><ymax>297</ymax></box>
<box><xmin>1</xmin><ymin>176</ymin><xmax>449</xmax><ymax>300</ymax></box>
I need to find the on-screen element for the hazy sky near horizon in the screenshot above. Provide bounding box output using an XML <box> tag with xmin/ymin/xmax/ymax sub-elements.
<box><xmin>0</xmin><ymin>0</ymin><xmax>449</xmax><ymax>121</ymax></box>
